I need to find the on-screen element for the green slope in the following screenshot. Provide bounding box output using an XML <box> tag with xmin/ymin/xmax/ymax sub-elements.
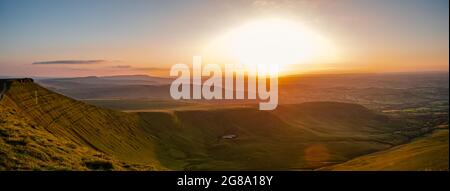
<box><xmin>0</xmin><ymin>96</ymin><xmax>158</xmax><ymax>170</ymax></box>
<box><xmin>320</xmin><ymin>126</ymin><xmax>449</xmax><ymax>171</ymax></box>
<box><xmin>136</xmin><ymin>103</ymin><xmax>412</xmax><ymax>170</ymax></box>
<box><xmin>1</xmin><ymin>79</ymin><xmax>165</xmax><ymax>169</ymax></box>
<box><xmin>2</xmin><ymin>79</ymin><xmax>443</xmax><ymax>170</ymax></box>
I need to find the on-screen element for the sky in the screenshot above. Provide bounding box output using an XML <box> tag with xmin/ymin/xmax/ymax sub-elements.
<box><xmin>0</xmin><ymin>0</ymin><xmax>448</xmax><ymax>77</ymax></box>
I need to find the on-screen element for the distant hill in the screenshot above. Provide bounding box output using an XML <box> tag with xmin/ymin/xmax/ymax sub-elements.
<box><xmin>36</xmin><ymin>75</ymin><xmax>172</xmax><ymax>99</ymax></box>
<box><xmin>39</xmin><ymin>75</ymin><xmax>172</xmax><ymax>86</ymax></box>
<box><xmin>0</xmin><ymin>78</ymin><xmax>446</xmax><ymax>170</ymax></box>
<box><xmin>35</xmin><ymin>73</ymin><xmax>449</xmax><ymax>113</ymax></box>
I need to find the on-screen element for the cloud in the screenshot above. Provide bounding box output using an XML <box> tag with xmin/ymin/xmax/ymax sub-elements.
<box><xmin>132</xmin><ymin>67</ymin><xmax>169</xmax><ymax>72</ymax></box>
<box><xmin>65</xmin><ymin>67</ymin><xmax>93</xmax><ymax>71</ymax></box>
<box><xmin>32</xmin><ymin>60</ymin><xmax>106</xmax><ymax>65</ymax></box>
<box><xmin>110</xmin><ymin>65</ymin><xmax>132</xmax><ymax>69</ymax></box>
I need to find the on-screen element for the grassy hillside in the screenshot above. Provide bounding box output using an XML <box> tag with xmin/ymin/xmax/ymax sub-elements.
<box><xmin>136</xmin><ymin>103</ymin><xmax>413</xmax><ymax>170</ymax></box>
<box><xmin>0</xmin><ymin>95</ymin><xmax>157</xmax><ymax>170</ymax></box>
<box><xmin>1</xmin><ymin>79</ymin><xmax>445</xmax><ymax>170</ymax></box>
<box><xmin>321</xmin><ymin>126</ymin><xmax>449</xmax><ymax>171</ymax></box>
<box><xmin>1</xmin><ymin>79</ymin><xmax>164</xmax><ymax>169</ymax></box>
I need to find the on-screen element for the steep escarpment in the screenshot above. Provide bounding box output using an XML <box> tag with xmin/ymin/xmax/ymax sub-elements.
<box><xmin>1</xmin><ymin>79</ymin><xmax>163</xmax><ymax>169</ymax></box>
<box><xmin>1</xmin><ymin>79</ymin><xmax>428</xmax><ymax>170</ymax></box>
<box><xmin>0</xmin><ymin>97</ymin><xmax>157</xmax><ymax>170</ymax></box>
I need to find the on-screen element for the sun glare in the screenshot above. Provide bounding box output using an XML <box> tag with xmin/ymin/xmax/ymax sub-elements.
<box><xmin>205</xmin><ymin>18</ymin><xmax>338</xmax><ymax>74</ymax></box>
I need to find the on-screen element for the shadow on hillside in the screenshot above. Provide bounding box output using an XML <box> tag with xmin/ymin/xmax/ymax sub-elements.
<box><xmin>134</xmin><ymin>103</ymin><xmax>413</xmax><ymax>170</ymax></box>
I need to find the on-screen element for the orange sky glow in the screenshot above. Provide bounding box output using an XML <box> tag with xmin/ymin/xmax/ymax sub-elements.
<box><xmin>0</xmin><ymin>0</ymin><xmax>448</xmax><ymax>77</ymax></box>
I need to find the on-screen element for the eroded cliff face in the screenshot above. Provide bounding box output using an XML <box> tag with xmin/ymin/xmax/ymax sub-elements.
<box><xmin>0</xmin><ymin>79</ymin><xmax>163</xmax><ymax>170</ymax></box>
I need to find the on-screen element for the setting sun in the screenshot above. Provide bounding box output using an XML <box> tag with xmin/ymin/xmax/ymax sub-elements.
<box><xmin>205</xmin><ymin>18</ymin><xmax>338</xmax><ymax>74</ymax></box>
<box><xmin>229</xmin><ymin>19</ymin><xmax>336</xmax><ymax>66</ymax></box>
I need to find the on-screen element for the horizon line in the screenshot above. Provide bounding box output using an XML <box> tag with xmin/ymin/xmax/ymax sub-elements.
<box><xmin>0</xmin><ymin>70</ymin><xmax>449</xmax><ymax>80</ymax></box>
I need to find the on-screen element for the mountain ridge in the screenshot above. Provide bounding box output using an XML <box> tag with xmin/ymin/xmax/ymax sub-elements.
<box><xmin>1</xmin><ymin>78</ymin><xmax>437</xmax><ymax>170</ymax></box>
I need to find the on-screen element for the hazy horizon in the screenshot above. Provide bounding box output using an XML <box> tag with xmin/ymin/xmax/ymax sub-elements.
<box><xmin>0</xmin><ymin>70</ymin><xmax>448</xmax><ymax>80</ymax></box>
